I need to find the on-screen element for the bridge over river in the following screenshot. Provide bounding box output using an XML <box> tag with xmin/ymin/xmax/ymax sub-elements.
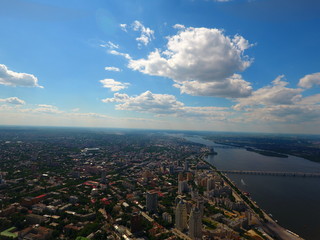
<box><xmin>220</xmin><ymin>170</ymin><xmax>320</xmax><ymax>178</ymax></box>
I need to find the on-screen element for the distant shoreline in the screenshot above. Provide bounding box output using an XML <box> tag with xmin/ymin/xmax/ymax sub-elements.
<box><xmin>204</xmin><ymin>137</ymin><xmax>320</xmax><ymax>163</ymax></box>
<box><xmin>245</xmin><ymin>147</ymin><xmax>288</xmax><ymax>158</ymax></box>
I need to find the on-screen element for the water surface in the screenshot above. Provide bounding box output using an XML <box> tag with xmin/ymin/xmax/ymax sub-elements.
<box><xmin>185</xmin><ymin>135</ymin><xmax>320</xmax><ymax>240</ymax></box>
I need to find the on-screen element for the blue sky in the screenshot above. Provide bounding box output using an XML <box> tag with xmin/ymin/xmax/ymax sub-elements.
<box><xmin>0</xmin><ymin>0</ymin><xmax>320</xmax><ymax>133</ymax></box>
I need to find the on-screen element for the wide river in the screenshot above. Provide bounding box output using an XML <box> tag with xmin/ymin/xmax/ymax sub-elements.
<box><xmin>184</xmin><ymin>135</ymin><xmax>320</xmax><ymax>240</ymax></box>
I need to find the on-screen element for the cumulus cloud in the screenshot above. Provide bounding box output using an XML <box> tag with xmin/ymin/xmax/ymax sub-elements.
<box><xmin>232</xmin><ymin>34</ymin><xmax>254</xmax><ymax>51</ymax></box>
<box><xmin>0</xmin><ymin>97</ymin><xmax>25</xmax><ymax>105</ymax></box>
<box><xmin>233</xmin><ymin>75</ymin><xmax>303</xmax><ymax>110</ymax></box>
<box><xmin>298</xmin><ymin>94</ymin><xmax>320</xmax><ymax>105</ymax></box>
<box><xmin>102</xmin><ymin>90</ymin><xmax>231</xmax><ymax>119</ymax></box>
<box><xmin>0</xmin><ymin>64</ymin><xmax>43</xmax><ymax>88</ymax></box>
<box><xmin>229</xmin><ymin>74</ymin><xmax>320</xmax><ymax>125</ymax></box>
<box><xmin>128</xmin><ymin>27</ymin><xmax>253</xmax><ymax>97</ymax></box>
<box><xmin>105</xmin><ymin>66</ymin><xmax>121</xmax><ymax>72</ymax></box>
<box><xmin>298</xmin><ymin>72</ymin><xmax>320</xmax><ymax>88</ymax></box>
<box><xmin>100</xmin><ymin>79</ymin><xmax>130</xmax><ymax>92</ymax></box>
<box><xmin>111</xmin><ymin>91</ymin><xmax>184</xmax><ymax>114</ymax></box>
<box><xmin>268</xmin><ymin>105</ymin><xmax>320</xmax><ymax>122</ymax></box>
<box><xmin>174</xmin><ymin>74</ymin><xmax>252</xmax><ymax>98</ymax></box>
<box><xmin>101</xmin><ymin>92</ymin><xmax>130</xmax><ymax>103</ymax></box>
<box><xmin>238</xmin><ymin>104</ymin><xmax>320</xmax><ymax>123</ymax></box>
<box><xmin>132</xmin><ymin>20</ymin><xmax>155</xmax><ymax>46</ymax></box>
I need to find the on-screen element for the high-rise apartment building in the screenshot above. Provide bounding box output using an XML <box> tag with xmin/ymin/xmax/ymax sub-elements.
<box><xmin>197</xmin><ymin>198</ymin><xmax>204</xmax><ymax>219</ymax></box>
<box><xmin>146</xmin><ymin>190</ymin><xmax>158</xmax><ymax>213</ymax></box>
<box><xmin>178</xmin><ymin>180</ymin><xmax>189</xmax><ymax>194</ymax></box>
<box><xmin>189</xmin><ymin>207</ymin><xmax>202</xmax><ymax>240</ymax></box>
<box><xmin>207</xmin><ymin>177</ymin><xmax>215</xmax><ymax>191</ymax></box>
<box><xmin>178</xmin><ymin>172</ymin><xmax>184</xmax><ymax>181</ymax></box>
<box><xmin>100</xmin><ymin>170</ymin><xmax>107</xmax><ymax>184</ymax></box>
<box><xmin>131</xmin><ymin>212</ymin><xmax>143</xmax><ymax>234</ymax></box>
<box><xmin>175</xmin><ymin>200</ymin><xmax>188</xmax><ymax>231</ymax></box>
<box><xmin>184</xmin><ymin>160</ymin><xmax>189</xmax><ymax>171</ymax></box>
<box><xmin>187</xmin><ymin>172</ymin><xmax>193</xmax><ymax>181</ymax></box>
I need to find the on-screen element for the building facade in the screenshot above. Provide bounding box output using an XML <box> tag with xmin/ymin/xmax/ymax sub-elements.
<box><xmin>146</xmin><ymin>191</ymin><xmax>158</xmax><ymax>213</ymax></box>
<box><xmin>175</xmin><ymin>200</ymin><xmax>188</xmax><ymax>231</ymax></box>
<box><xmin>189</xmin><ymin>207</ymin><xmax>202</xmax><ymax>240</ymax></box>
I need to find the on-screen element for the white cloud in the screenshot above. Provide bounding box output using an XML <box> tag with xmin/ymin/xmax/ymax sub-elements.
<box><xmin>233</xmin><ymin>75</ymin><xmax>303</xmax><ymax>110</ymax></box>
<box><xmin>109</xmin><ymin>90</ymin><xmax>184</xmax><ymax>114</ymax></box>
<box><xmin>298</xmin><ymin>72</ymin><xmax>320</xmax><ymax>88</ymax></box>
<box><xmin>100</xmin><ymin>79</ymin><xmax>130</xmax><ymax>92</ymax></box>
<box><xmin>298</xmin><ymin>94</ymin><xmax>320</xmax><ymax>105</ymax></box>
<box><xmin>229</xmin><ymin>74</ymin><xmax>320</xmax><ymax>125</ymax></box>
<box><xmin>0</xmin><ymin>104</ymin><xmax>15</xmax><ymax>111</ymax></box>
<box><xmin>101</xmin><ymin>92</ymin><xmax>129</xmax><ymax>103</ymax></box>
<box><xmin>0</xmin><ymin>97</ymin><xmax>25</xmax><ymax>105</ymax></box>
<box><xmin>132</xmin><ymin>20</ymin><xmax>155</xmax><ymax>46</ymax></box>
<box><xmin>68</xmin><ymin>112</ymin><xmax>111</xmax><ymax>119</ymax></box>
<box><xmin>0</xmin><ymin>64</ymin><xmax>43</xmax><ymax>88</ymax></box>
<box><xmin>173</xmin><ymin>24</ymin><xmax>185</xmax><ymax>29</ymax></box>
<box><xmin>105</xmin><ymin>66</ymin><xmax>121</xmax><ymax>72</ymax></box>
<box><xmin>120</xmin><ymin>21</ymin><xmax>155</xmax><ymax>46</ymax></box>
<box><xmin>19</xmin><ymin>104</ymin><xmax>63</xmax><ymax>114</ymax></box>
<box><xmin>37</xmin><ymin>104</ymin><xmax>54</xmax><ymax>108</ymax></box>
<box><xmin>174</xmin><ymin>74</ymin><xmax>252</xmax><ymax>97</ymax></box>
<box><xmin>120</xmin><ymin>23</ymin><xmax>127</xmax><ymax>32</ymax></box>
<box><xmin>237</xmin><ymin>105</ymin><xmax>320</xmax><ymax>123</ymax></box>
<box><xmin>34</xmin><ymin>104</ymin><xmax>62</xmax><ymax>114</ymax></box>
<box><xmin>102</xmin><ymin>90</ymin><xmax>231</xmax><ymax>120</ymax></box>
<box><xmin>109</xmin><ymin>50</ymin><xmax>132</xmax><ymax>60</ymax></box>
<box><xmin>128</xmin><ymin>27</ymin><xmax>253</xmax><ymax>97</ymax></box>
<box><xmin>268</xmin><ymin>105</ymin><xmax>320</xmax><ymax>122</ymax></box>
<box><xmin>232</xmin><ymin>34</ymin><xmax>254</xmax><ymax>51</ymax></box>
<box><xmin>100</xmin><ymin>41</ymin><xmax>119</xmax><ymax>49</ymax></box>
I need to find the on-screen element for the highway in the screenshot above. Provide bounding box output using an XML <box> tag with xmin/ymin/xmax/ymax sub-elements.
<box><xmin>261</xmin><ymin>214</ymin><xmax>303</xmax><ymax>240</ymax></box>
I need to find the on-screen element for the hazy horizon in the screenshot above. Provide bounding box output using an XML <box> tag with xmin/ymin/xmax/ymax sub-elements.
<box><xmin>1</xmin><ymin>124</ymin><xmax>319</xmax><ymax>137</ymax></box>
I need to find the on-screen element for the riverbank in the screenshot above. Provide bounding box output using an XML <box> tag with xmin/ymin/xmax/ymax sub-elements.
<box><xmin>199</xmin><ymin>155</ymin><xmax>303</xmax><ymax>240</ymax></box>
<box><xmin>183</xmin><ymin>134</ymin><xmax>320</xmax><ymax>239</ymax></box>
<box><xmin>245</xmin><ymin>147</ymin><xmax>288</xmax><ymax>158</ymax></box>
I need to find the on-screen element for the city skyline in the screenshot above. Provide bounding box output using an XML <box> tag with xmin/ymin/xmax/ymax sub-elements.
<box><xmin>0</xmin><ymin>0</ymin><xmax>320</xmax><ymax>134</ymax></box>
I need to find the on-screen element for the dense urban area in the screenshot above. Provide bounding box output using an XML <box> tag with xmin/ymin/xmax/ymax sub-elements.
<box><xmin>0</xmin><ymin>127</ymin><xmax>306</xmax><ymax>240</ymax></box>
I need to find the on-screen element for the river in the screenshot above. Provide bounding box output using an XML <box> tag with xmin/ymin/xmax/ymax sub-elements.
<box><xmin>184</xmin><ymin>135</ymin><xmax>320</xmax><ymax>240</ymax></box>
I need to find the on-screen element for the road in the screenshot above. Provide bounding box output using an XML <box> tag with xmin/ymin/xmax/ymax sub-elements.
<box><xmin>261</xmin><ymin>214</ymin><xmax>303</xmax><ymax>240</ymax></box>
